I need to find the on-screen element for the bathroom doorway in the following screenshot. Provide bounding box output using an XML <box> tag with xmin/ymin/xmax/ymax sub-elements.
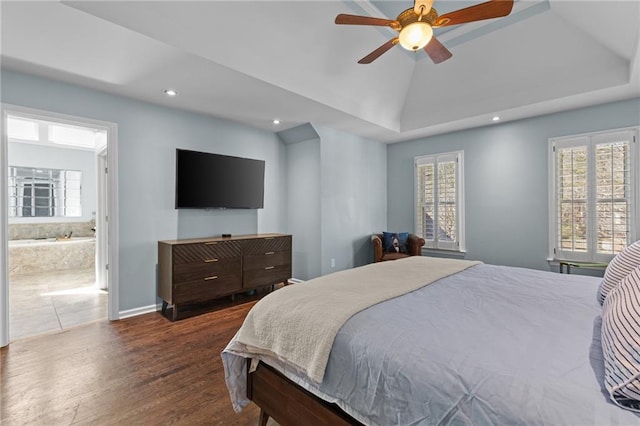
<box><xmin>1</xmin><ymin>105</ymin><xmax>119</xmax><ymax>344</ymax></box>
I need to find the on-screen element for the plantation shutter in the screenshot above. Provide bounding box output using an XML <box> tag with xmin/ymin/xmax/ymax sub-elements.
<box><xmin>416</xmin><ymin>156</ymin><xmax>435</xmax><ymax>245</ymax></box>
<box><xmin>593</xmin><ymin>132</ymin><xmax>633</xmax><ymax>256</ymax></box>
<box><xmin>555</xmin><ymin>137</ymin><xmax>590</xmax><ymax>261</ymax></box>
<box><xmin>415</xmin><ymin>152</ymin><xmax>462</xmax><ymax>251</ymax></box>
<box><xmin>552</xmin><ymin>129</ymin><xmax>636</xmax><ymax>262</ymax></box>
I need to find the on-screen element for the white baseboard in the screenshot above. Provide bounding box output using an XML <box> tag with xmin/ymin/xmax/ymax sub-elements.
<box><xmin>118</xmin><ymin>303</ymin><xmax>162</xmax><ymax>319</ymax></box>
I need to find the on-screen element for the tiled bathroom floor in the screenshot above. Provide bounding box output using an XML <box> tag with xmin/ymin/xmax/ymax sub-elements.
<box><xmin>9</xmin><ymin>268</ymin><xmax>107</xmax><ymax>341</ymax></box>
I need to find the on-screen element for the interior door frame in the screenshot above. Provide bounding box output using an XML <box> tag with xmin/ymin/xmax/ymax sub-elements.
<box><xmin>0</xmin><ymin>104</ymin><xmax>119</xmax><ymax>347</ymax></box>
<box><xmin>95</xmin><ymin>147</ymin><xmax>108</xmax><ymax>291</ymax></box>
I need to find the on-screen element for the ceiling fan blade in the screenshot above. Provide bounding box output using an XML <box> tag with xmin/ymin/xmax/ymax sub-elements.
<box><xmin>423</xmin><ymin>36</ymin><xmax>452</xmax><ymax>64</ymax></box>
<box><xmin>434</xmin><ymin>0</ymin><xmax>514</xmax><ymax>27</ymax></box>
<box><xmin>358</xmin><ymin>38</ymin><xmax>399</xmax><ymax>64</ymax></box>
<box><xmin>335</xmin><ymin>14</ymin><xmax>400</xmax><ymax>29</ymax></box>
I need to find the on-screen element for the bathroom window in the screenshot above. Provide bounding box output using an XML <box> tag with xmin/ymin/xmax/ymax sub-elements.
<box><xmin>8</xmin><ymin>166</ymin><xmax>82</xmax><ymax>217</ymax></box>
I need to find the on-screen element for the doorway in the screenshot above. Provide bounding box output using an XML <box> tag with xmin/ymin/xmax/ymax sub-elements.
<box><xmin>0</xmin><ymin>105</ymin><xmax>119</xmax><ymax>346</ymax></box>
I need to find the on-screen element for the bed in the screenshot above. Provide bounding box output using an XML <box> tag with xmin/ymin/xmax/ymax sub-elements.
<box><xmin>222</xmin><ymin>256</ymin><xmax>640</xmax><ymax>425</ymax></box>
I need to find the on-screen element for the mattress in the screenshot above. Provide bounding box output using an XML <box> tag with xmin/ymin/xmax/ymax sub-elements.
<box><xmin>223</xmin><ymin>263</ymin><xmax>640</xmax><ymax>425</ymax></box>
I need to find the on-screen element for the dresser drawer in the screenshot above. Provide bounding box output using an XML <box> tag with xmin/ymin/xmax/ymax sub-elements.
<box><xmin>173</xmin><ymin>272</ymin><xmax>242</xmax><ymax>303</ymax></box>
<box><xmin>243</xmin><ymin>236</ymin><xmax>292</xmax><ymax>255</ymax></box>
<box><xmin>173</xmin><ymin>240</ymin><xmax>241</xmax><ymax>264</ymax></box>
<box><xmin>173</xmin><ymin>257</ymin><xmax>241</xmax><ymax>284</ymax></box>
<box><xmin>243</xmin><ymin>264</ymin><xmax>291</xmax><ymax>289</ymax></box>
<box><xmin>244</xmin><ymin>251</ymin><xmax>291</xmax><ymax>271</ymax></box>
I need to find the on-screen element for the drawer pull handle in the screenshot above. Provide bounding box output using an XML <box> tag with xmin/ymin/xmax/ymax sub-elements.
<box><xmin>265</xmin><ymin>237</ymin><xmax>275</xmax><ymax>240</ymax></box>
<box><xmin>265</xmin><ymin>266</ymin><xmax>275</xmax><ymax>270</ymax></box>
<box><xmin>205</xmin><ymin>242</ymin><xmax>218</xmax><ymax>245</ymax></box>
<box><xmin>265</xmin><ymin>251</ymin><xmax>275</xmax><ymax>255</ymax></box>
<box><xmin>204</xmin><ymin>258</ymin><xmax>219</xmax><ymax>263</ymax></box>
<box><xmin>204</xmin><ymin>275</ymin><xmax>218</xmax><ymax>281</ymax></box>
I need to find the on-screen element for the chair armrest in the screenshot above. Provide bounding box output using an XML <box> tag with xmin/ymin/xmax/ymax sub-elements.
<box><xmin>407</xmin><ymin>234</ymin><xmax>425</xmax><ymax>256</ymax></box>
<box><xmin>371</xmin><ymin>234</ymin><xmax>384</xmax><ymax>262</ymax></box>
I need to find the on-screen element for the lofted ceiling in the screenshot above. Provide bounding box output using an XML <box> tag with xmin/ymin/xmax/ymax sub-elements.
<box><xmin>1</xmin><ymin>1</ymin><xmax>638</xmax><ymax>143</ymax></box>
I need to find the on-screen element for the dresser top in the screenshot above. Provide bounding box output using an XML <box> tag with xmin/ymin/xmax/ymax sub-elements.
<box><xmin>159</xmin><ymin>233</ymin><xmax>290</xmax><ymax>246</ymax></box>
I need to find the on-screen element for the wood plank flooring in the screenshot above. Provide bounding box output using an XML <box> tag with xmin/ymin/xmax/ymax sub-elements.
<box><xmin>1</xmin><ymin>301</ymin><xmax>262</xmax><ymax>425</ymax></box>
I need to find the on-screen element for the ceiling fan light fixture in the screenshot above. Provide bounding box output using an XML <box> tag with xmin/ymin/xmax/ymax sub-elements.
<box><xmin>398</xmin><ymin>21</ymin><xmax>433</xmax><ymax>51</ymax></box>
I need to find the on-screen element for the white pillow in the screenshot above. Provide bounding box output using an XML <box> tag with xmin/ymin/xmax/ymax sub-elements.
<box><xmin>601</xmin><ymin>265</ymin><xmax>640</xmax><ymax>411</ymax></box>
<box><xmin>598</xmin><ymin>240</ymin><xmax>640</xmax><ymax>305</ymax></box>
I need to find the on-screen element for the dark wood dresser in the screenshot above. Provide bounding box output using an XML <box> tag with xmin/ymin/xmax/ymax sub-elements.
<box><xmin>158</xmin><ymin>233</ymin><xmax>291</xmax><ymax>320</ymax></box>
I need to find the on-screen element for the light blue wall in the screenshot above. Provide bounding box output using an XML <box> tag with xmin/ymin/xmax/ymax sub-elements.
<box><xmin>1</xmin><ymin>69</ymin><xmax>384</xmax><ymax>312</ymax></box>
<box><xmin>286</xmin><ymin>138</ymin><xmax>321</xmax><ymax>280</ymax></box>
<box><xmin>316</xmin><ymin>126</ymin><xmax>387</xmax><ymax>274</ymax></box>
<box><xmin>8</xmin><ymin>142</ymin><xmax>96</xmax><ymax>223</ymax></box>
<box><xmin>1</xmin><ymin>70</ymin><xmax>286</xmax><ymax>312</ymax></box>
<box><xmin>387</xmin><ymin>98</ymin><xmax>640</xmax><ymax>270</ymax></box>
<box><xmin>283</xmin><ymin>124</ymin><xmax>387</xmax><ymax>280</ymax></box>
<box><xmin>10</xmin><ymin>69</ymin><xmax>633</xmax><ymax>310</ymax></box>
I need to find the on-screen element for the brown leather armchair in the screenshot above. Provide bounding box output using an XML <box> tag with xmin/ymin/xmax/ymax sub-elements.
<box><xmin>372</xmin><ymin>233</ymin><xmax>425</xmax><ymax>262</ymax></box>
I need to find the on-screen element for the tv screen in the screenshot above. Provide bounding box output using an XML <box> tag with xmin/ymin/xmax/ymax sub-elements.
<box><xmin>175</xmin><ymin>149</ymin><xmax>265</xmax><ymax>209</ymax></box>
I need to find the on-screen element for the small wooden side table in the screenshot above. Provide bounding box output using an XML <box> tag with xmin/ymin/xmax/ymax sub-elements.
<box><xmin>559</xmin><ymin>261</ymin><xmax>608</xmax><ymax>274</ymax></box>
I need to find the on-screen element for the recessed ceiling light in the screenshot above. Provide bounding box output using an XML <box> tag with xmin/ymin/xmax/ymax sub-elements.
<box><xmin>272</xmin><ymin>119</ymin><xmax>281</xmax><ymax>125</ymax></box>
<box><xmin>492</xmin><ymin>116</ymin><xmax>501</xmax><ymax>122</ymax></box>
<box><xmin>163</xmin><ymin>89</ymin><xmax>178</xmax><ymax>96</ymax></box>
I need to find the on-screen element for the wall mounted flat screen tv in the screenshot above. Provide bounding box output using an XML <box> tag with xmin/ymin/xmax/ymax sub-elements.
<box><xmin>175</xmin><ymin>149</ymin><xmax>265</xmax><ymax>209</ymax></box>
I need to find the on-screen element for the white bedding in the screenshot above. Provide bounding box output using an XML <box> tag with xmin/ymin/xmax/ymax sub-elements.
<box><xmin>223</xmin><ymin>256</ymin><xmax>480</xmax><ymax>385</ymax></box>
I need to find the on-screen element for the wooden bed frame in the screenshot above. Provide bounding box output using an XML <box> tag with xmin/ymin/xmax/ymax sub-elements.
<box><xmin>247</xmin><ymin>361</ymin><xmax>363</xmax><ymax>426</ymax></box>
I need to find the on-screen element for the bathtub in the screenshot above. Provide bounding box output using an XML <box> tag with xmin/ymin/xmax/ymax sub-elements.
<box><xmin>8</xmin><ymin>237</ymin><xmax>96</xmax><ymax>277</ymax></box>
<box><xmin>8</xmin><ymin>236</ymin><xmax>95</xmax><ymax>247</ymax></box>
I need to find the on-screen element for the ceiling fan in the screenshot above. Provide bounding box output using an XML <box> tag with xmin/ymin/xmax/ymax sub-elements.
<box><xmin>335</xmin><ymin>0</ymin><xmax>514</xmax><ymax>64</ymax></box>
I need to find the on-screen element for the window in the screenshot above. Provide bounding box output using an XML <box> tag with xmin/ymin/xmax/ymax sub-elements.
<box><xmin>7</xmin><ymin>117</ymin><xmax>39</xmax><ymax>141</ymax></box>
<box><xmin>8</xmin><ymin>166</ymin><xmax>82</xmax><ymax>218</ymax></box>
<box><xmin>7</xmin><ymin>114</ymin><xmax>103</xmax><ymax>150</ymax></box>
<box><xmin>22</xmin><ymin>182</ymin><xmax>55</xmax><ymax>217</ymax></box>
<box><xmin>415</xmin><ymin>151</ymin><xmax>465</xmax><ymax>251</ymax></box>
<box><xmin>550</xmin><ymin>128</ymin><xmax>638</xmax><ymax>262</ymax></box>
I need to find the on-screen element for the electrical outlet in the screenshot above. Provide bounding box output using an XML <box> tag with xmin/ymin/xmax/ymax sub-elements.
<box><xmin>331</xmin><ymin>258</ymin><xmax>336</xmax><ymax>268</ymax></box>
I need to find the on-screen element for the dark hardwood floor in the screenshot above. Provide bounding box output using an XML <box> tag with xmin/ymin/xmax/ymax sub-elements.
<box><xmin>1</xmin><ymin>300</ymin><xmax>262</xmax><ymax>425</ymax></box>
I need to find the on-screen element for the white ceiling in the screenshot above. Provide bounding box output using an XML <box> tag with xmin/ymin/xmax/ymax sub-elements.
<box><xmin>1</xmin><ymin>1</ymin><xmax>639</xmax><ymax>143</ymax></box>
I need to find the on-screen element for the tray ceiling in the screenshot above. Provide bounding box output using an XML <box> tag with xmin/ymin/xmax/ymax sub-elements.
<box><xmin>1</xmin><ymin>1</ymin><xmax>638</xmax><ymax>143</ymax></box>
